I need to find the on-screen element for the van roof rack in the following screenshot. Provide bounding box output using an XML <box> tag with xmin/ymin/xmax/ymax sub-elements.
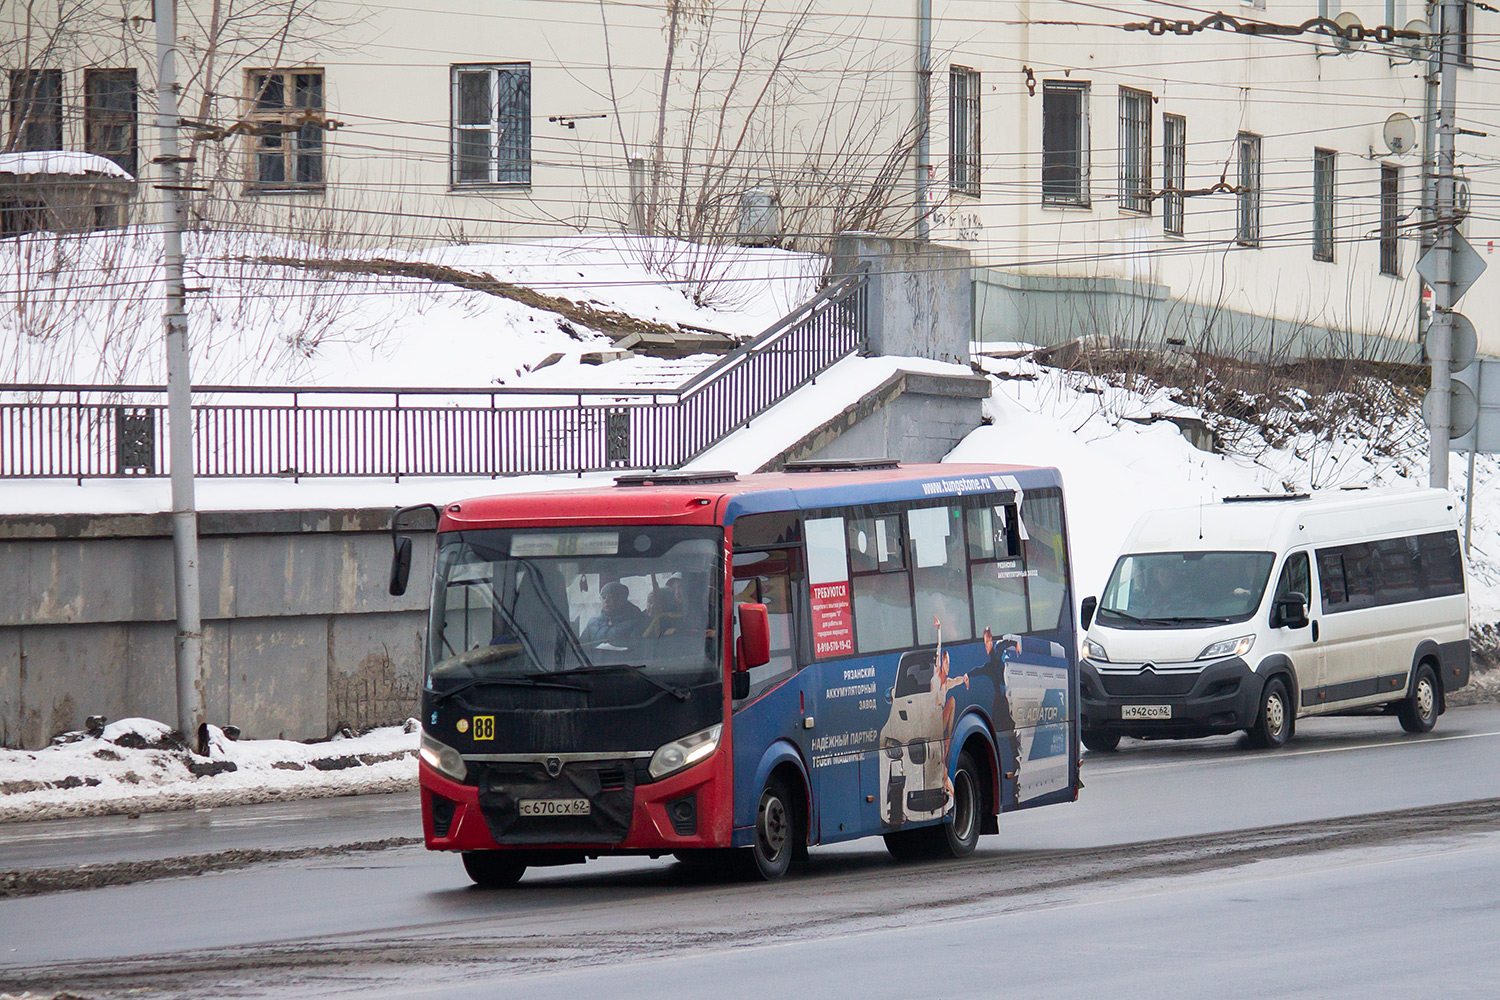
<box><xmin>614</xmin><ymin>470</ymin><xmax>739</xmax><ymax>488</ymax></box>
<box><xmin>1222</xmin><ymin>493</ymin><xmax>1310</xmax><ymax>503</ymax></box>
<box><xmin>783</xmin><ymin>458</ymin><xmax>900</xmax><ymax>473</ymax></box>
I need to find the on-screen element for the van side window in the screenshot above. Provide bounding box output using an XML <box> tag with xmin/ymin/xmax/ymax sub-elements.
<box><xmin>967</xmin><ymin>504</ymin><xmax>1030</xmax><ymax>635</ymax></box>
<box><xmin>908</xmin><ymin>504</ymin><xmax>974</xmax><ymax>644</ymax></box>
<box><xmin>732</xmin><ymin>548</ymin><xmax>802</xmax><ymax>702</ymax></box>
<box><xmin>847</xmin><ymin>513</ymin><xmax>916</xmax><ymax>653</ymax></box>
<box><xmin>1272</xmin><ymin>551</ymin><xmax>1310</xmax><ymax>609</ymax></box>
<box><xmin>1020</xmin><ymin>489</ymin><xmax>1070</xmax><ymax>633</ymax></box>
<box><xmin>1316</xmin><ymin>530</ymin><xmax>1465</xmax><ymax>613</ymax></box>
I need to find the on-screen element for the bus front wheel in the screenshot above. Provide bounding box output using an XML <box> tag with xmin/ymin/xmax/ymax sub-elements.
<box><xmin>745</xmin><ymin>775</ymin><xmax>797</xmax><ymax>880</ymax></box>
<box><xmin>462</xmin><ymin>850</ymin><xmax>526</xmax><ymax>888</ymax></box>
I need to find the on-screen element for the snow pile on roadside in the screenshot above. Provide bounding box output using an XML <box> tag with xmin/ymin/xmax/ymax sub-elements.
<box><xmin>0</xmin><ymin>718</ymin><xmax>417</xmax><ymax>823</ymax></box>
<box><xmin>948</xmin><ymin>358</ymin><xmax>1500</xmax><ymax>623</ymax></box>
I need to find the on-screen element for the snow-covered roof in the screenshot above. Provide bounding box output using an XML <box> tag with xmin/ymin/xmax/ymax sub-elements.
<box><xmin>0</xmin><ymin>150</ymin><xmax>134</xmax><ymax>180</ymax></box>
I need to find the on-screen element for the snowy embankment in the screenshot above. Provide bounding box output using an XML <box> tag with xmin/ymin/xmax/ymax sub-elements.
<box><xmin>0</xmin><ymin>718</ymin><xmax>416</xmax><ymax>823</ymax></box>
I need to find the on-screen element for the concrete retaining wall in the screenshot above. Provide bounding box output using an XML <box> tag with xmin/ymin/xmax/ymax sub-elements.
<box><xmin>0</xmin><ymin>509</ymin><xmax>433</xmax><ymax>749</ymax></box>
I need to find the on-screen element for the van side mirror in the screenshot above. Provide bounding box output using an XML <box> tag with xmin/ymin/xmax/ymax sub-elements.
<box><xmin>389</xmin><ymin>535</ymin><xmax>414</xmax><ymax>596</ymax></box>
<box><xmin>1273</xmin><ymin>591</ymin><xmax>1309</xmax><ymax>630</ymax></box>
<box><xmin>1080</xmin><ymin>596</ymin><xmax>1098</xmax><ymax>631</ymax></box>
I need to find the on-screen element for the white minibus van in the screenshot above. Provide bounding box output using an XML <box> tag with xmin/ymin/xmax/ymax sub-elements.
<box><xmin>1078</xmin><ymin>489</ymin><xmax>1470</xmax><ymax>751</ymax></box>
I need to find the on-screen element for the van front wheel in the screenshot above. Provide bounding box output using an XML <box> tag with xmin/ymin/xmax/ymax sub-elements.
<box><xmin>1398</xmin><ymin>663</ymin><xmax>1439</xmax><ymax>734</ymax></box>
<box><xmin>1247</xmin><ymin>677</ymin><xmax>1293</xmax><ymax>749</ymax></box>
<box><xmin>1081</xmin><ymin>729</ymin><xmax>1121</xmax><ymax>753</ymax></box>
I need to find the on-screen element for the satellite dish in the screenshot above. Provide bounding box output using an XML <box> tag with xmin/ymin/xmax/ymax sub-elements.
<box><xmin>1401</xmin><ymin>19</ymin><xmax>1431</xmax><ymax>60</ymax></box>
<box><xmin>1384</xmin><ymin>113</ymin><xmax>1417</xmax><ymax>155</ymax></box>
<box><xmin>1334</xmin><ymin>11</ymin><xmax>1364</xmax><ymax>51</ymax></box>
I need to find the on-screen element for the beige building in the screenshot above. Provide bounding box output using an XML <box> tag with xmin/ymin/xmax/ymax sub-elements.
<box><xmin>3</xmin><ymin>0</ymin><xmax>1496</xmax><ymax>355</ymax></box>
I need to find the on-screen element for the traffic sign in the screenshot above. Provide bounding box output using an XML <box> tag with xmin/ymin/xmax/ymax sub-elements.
<box><xmin>1449</xmin><ymin>355</ymin><xmax>1500</xmax><ymax>453</ymax></box>
<box><xmin>1416</xmin><ymin>231</ymin><xmax>1488</xmax><ymax>304</ymax></box>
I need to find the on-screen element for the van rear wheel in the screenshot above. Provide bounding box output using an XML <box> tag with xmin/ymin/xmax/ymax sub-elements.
<box><xmin>1398</xmin><ymin>663</ymin><xmax>1440</xmax><ymax>734</ymax></box>
<box><xmin>1247</xmin><ymin>677</ymin><xmax>1293</xmax><ymax>749</ymax></box>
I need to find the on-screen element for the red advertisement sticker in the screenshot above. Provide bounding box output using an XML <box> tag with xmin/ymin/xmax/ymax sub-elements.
<box><xmin>810</xmin><ymin>581</ymin><xmax>854</xmax><ymax>658</ymax></box>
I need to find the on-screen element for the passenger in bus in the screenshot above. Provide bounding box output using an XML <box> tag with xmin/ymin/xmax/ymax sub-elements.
<box><xmin>643</xmin><ymin>587</ymin><xmax>684</xmax><ymax>637</ymax></box>
<box><xmin>580</xmin><ymin>582</ymin><xmax>647</xmax><ymax>645</ymax></box>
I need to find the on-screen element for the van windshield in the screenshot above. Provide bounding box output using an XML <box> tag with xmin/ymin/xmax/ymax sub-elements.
<box><xmin>1097</xmin><ymin>550</ymin><xmax>1276</xmax><ymax>628</ymax></box>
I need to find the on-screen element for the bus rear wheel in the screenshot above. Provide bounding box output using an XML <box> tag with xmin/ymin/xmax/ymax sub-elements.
<box><xmin>883</xmin><ymin>751</ymin><xmax>982</xmax><ymax>861</ymax></box>
<box><xmin>1398</xmin><ymin>663</ymin><xmax>1439</xmax><ymax>734</ymax></box>
<box><xmin>461</xmin><ymin>851</ymin><xmax>526</xmax><ymax>887</ymax></box>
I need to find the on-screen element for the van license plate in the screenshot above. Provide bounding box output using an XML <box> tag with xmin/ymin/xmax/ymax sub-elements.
<box><xmin>1121</xmin><ymin>704</ymin><xmax>1172</xmax><ymax>720</ymax></box>
<box><xmin>519</xmin><ymin>798</ymin><xmax>590</xmax><ymax>817</ymax></box>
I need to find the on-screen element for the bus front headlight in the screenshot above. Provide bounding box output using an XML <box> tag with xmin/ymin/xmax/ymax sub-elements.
<box><xmin>1197</xmin><ymin>635</ymin><xmax>1255</xmax><ymax>660</ymax></box>
<box><xmin>649</xmin><ymin>724</ymin><xmax>722</xmax><ymax>780</ymax></box>
<box><xmin>420</xmin><ymin>732</ymin><xmax>468</xmax><ymax>783</ymax></box>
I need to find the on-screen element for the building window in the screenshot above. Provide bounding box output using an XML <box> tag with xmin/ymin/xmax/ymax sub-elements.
<box><xmin>246</xmin><ymin>69</ymin><xmax>325</xmax><ymax>191</ymax></box>
<box><xmin>1042</xmin><ymin>81</ymin><xmax>1089</xmax><ymax>206</ymax></box>
<box><xmin>7</xmin><ymin>69</ymin><xmax>63</xmax><ymax>151</ymax></box>
<box><xmin>1236</xmin><ymin>132</ymin><xmax>1261</xmax><ymax>248</ymax></box>
<box><xmin>1162</xmin><ymin>113</ymin><xmax>1185</xmax><ymax>236</ymax></box>
<box><xmin>451</xmin><ymin>63</ymin><xmax>531</xmax><ymax>188</ymax></box>
<box><xmin>949</xmin><ymin>66</ymin><xmax>980</xmax><ymax>197</ymax></box>
<box><xmin>1313</xmin><ymin>148</ymin><xmax>1336</xmax><ymax>263</ymax></box>
<box><xmin>1381</xmin><ymin>164</ymin><xmax>1400</xmax><ymax>276</ymax></box>
<box><xmin>1457</xmin><ymin>1</ymin><xmax>1472</xmax><ymax>66</ymax></box>
<box><xmin>84</xmin><ymin>69</ymin><xmax>137</xmax><ymax>176</ymax></box>
<box><xmin>1118</xmin><ymin>87</ymin><xmax>1152</xmax><ymax>215</ymax></box>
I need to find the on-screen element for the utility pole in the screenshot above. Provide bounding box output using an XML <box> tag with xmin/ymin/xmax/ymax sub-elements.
<box><xmin>915</xmin><ymin>0</ymin><xmax>932</xmax><ymax>241</ymax></box>
<box><xmin>1426</xmin><ymin>0</ymin><xmax>1461</xmax><ymax>489</ymax></box>
<box><xmin>154</xmin><ymin>0</ymin><xmax>207</xmax><ymax>750</ymax></box>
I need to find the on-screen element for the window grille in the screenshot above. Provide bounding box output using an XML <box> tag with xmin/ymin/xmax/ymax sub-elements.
<box><xmin>1236</xmin><ymin>132</ymin><xmax>1261</xmax><ymax>248</ymax></box>
<box><xmin>1042</xmin><ymin>81</ymin><xmax>1089</xmax><ymax>206</ymax></box>
<box><xmin>1380</xmin><ymin>164</ymin><xmax>1400</xmax><ymax>276</ymax></box>
<box><xmin>1118</xmin><ymin>87</ymin><xmax>1152</xmax><ymax>215</ymax></box>
<box><xmin>451</xmin><ymin>63</ymin><xmax>531</xmax><ymax>188</ymax></box>
<box><xmin>949</xmin><ymin>66</ymin><xmax>980</xmax><ymax>197</ymax></box>
<box><xmin>1313</xmin><ymin>148</ymin><xmax>1336</xmax><ymax>263</ymax></box>
<box><xmin>1162</xmin><ymin>113</ymin><xmax>1185</xmax><ymax>236</ymax></box>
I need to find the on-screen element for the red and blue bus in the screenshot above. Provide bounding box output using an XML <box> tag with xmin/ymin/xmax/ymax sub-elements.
<box><xmin>389</xmin><ymin>460</ymin><xmax>1080</xmax><ymax>884</ymax></box>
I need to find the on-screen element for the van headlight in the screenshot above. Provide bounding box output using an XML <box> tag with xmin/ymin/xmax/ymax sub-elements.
<box><xmin>1085</xmin><ymin>638</ymin><xmax>1110</xmax><ymax>662</ymax></box>
<box><xmin>649</xmin><ymin>724</ymin><xmax>722</xmax><ymax>780</ymax></box>
<box><xmin>420</xmin><ymin>732</ymin><xmax>468</xmax><ymax>782</ymax></box>
<box><xmin>1197</xmin><ymin>635</ymin><xmax>1255</xmax><ymax>660</ymax></box>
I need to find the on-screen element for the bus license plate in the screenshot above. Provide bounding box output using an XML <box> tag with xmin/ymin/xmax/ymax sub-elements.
<box><xmin>1122</xmin><ymin>704</ymin><xmax>1172</xmax><ymax>720</ymax></box>
<box><xmin>519</xmin><ymin>798</ymin><xmax>590</xmax><ymax>817</ymax></box>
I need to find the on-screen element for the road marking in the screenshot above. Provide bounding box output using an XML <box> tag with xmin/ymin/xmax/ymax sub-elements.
<box><xmin>1091</xmin><ymin>727</ymin><xmax>1500</xmax><ymax>777</ymax></box>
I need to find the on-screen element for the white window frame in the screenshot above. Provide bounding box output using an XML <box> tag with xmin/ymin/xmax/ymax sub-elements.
<box><xmin>1118</xmin><ymin>87</ymin><xmax>1152</xmax><ymax>215</ymax></box>
<box><xmin>450</xmin><ymin>63</ymin><xmax>531</xmax><ymax>189</ymax></box>
<box><xmin>1042</xmin><ymin>80</ymin><xmax>1090</xmax><ymax>208</ymax></box>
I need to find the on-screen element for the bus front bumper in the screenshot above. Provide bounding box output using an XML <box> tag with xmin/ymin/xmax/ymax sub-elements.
<box><xmin>419</xmin><ymin>751</ymin><xmax>732</xmax><ymax>854</ymax></box>
<box><xmin>1080</xmin><ymin>656</ymin><xmax>1263</xmax><ymax>738</ymax></box>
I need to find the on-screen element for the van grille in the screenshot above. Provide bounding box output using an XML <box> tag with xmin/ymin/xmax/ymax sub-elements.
<box><xmin>1100</xmin><ymin>671</ymin><xmax>1198</xmax><ymax>696</ymax></box>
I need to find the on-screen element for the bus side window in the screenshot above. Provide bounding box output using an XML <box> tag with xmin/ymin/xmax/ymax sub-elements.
<box><xmin>847</xmin><ymin>513</ymin><xmax>916</xmax><ymax>653</ymax></box>
<box><xmin>966</xmin><ymin>505</ymin><xmax>1029</xmax><ymax>636</ymax></box>
<box><xmin>1020</xmin><ymin>490</ymin><xmax>1069</xmax><ymax>633</ymax></box>
<box><xmin>732</xmin><ymin>548</ymin><xmax>801</xmax><ymax>702</ymax></box>
<box><xmin>908</xmin><ymin>504</ymin><xmax>974</xmax><ymax>644</ymax></box>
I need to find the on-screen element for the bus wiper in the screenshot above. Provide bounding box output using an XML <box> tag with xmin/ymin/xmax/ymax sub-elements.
<box><xmin>534</xmin><ymin>664</ymin><xmax>689</xmax><ymax>702</ymax></box>
<box><xmin>431</xmin><ymin>675</ymin><xmax>588</xmax><ymax>707</ymax></box>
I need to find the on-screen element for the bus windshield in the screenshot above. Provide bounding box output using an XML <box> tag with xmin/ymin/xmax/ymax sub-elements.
<box><xmin>427</xmin><ymin>526</ymin><xmax>724</xmax><ymax>715</ymax></box>
<box><xmin>1097</xmin><ymin>550</ymin><xmax>1276</xmax><ymax>627</ymax></box>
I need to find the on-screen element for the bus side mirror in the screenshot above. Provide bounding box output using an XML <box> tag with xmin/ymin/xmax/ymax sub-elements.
<box><xmin>737</xmin><ymin>603</ymin><xmax>770</xmax><ymax>669</ymax></box>
<box><xmin>1080</xmin><ymin>596</ymin><xmax>1098</xmax><ymax>630</ymax></box>
<box><xmin>389</xmin><ymin>535</ymin><xmax>414</xmax><ymax>596</ymax></box>
<box><xmin>1274</xmin><ymin>592</ymin><xmax>1309</xmax><ymax>630</ymax></box>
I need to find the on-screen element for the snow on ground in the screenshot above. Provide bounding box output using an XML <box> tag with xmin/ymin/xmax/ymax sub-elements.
<box><xmin>0</xmin><ymin>718</ymin><xmax>416</xmax><ymax>823</ymax></box>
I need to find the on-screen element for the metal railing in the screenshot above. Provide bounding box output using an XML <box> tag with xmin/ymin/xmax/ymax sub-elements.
<box><xmin>0</xmin><ymin>269</ymin><xmax>867</xmax><ymax>480</ymax></box>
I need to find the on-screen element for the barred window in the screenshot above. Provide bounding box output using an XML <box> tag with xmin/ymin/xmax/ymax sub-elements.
<box><xmin>7</xmin><ymin>69</ymin><xmax>63</xmax><ymax>151</ymax></box>
<box><xmin>246</xmin><ymin>69</ymin><xmax>326</xmax><ymax>192</ymax></box>
<box><xmin>1118</xmin><ymin>87</ymin><xmax>1152</xmax><ymax>215</ymax></box>
<box><xmin>451</xmin><ymin>63</ymin><xmax>531</xmax><ymax>188</ymax></box>
<box><xmin>1313</xmin><ymin>147</ymin><xmax>1336</xmax><ymax>263</ymax></box>
<box><xmin>1380</xmin><ymin>164</ymin><xmax>1400</xmax><ymax>276</ymax></box>
<box><xmin>1236</xmin><ymin>132</ymin><xmax>1261</xmax><ymax>248</ymax></box>
<box><xmin>1162</xmin><ymin>113</ymin><xmax>1185</xmax><ymax>236</ymax></box>
<box><xmin>85</xmin><ymin>69</ymin><xmax>137</xmax><ymax>176</ymax></box>
<box><xmin>949</xmin><ymin>66</ymin><xmax>980</xmax><ymax>197</ymax></box>
<box><xmin>1042</xmin><ymin>81</ymin><xmax>1089</xmax><ymax>206</ymax></box>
